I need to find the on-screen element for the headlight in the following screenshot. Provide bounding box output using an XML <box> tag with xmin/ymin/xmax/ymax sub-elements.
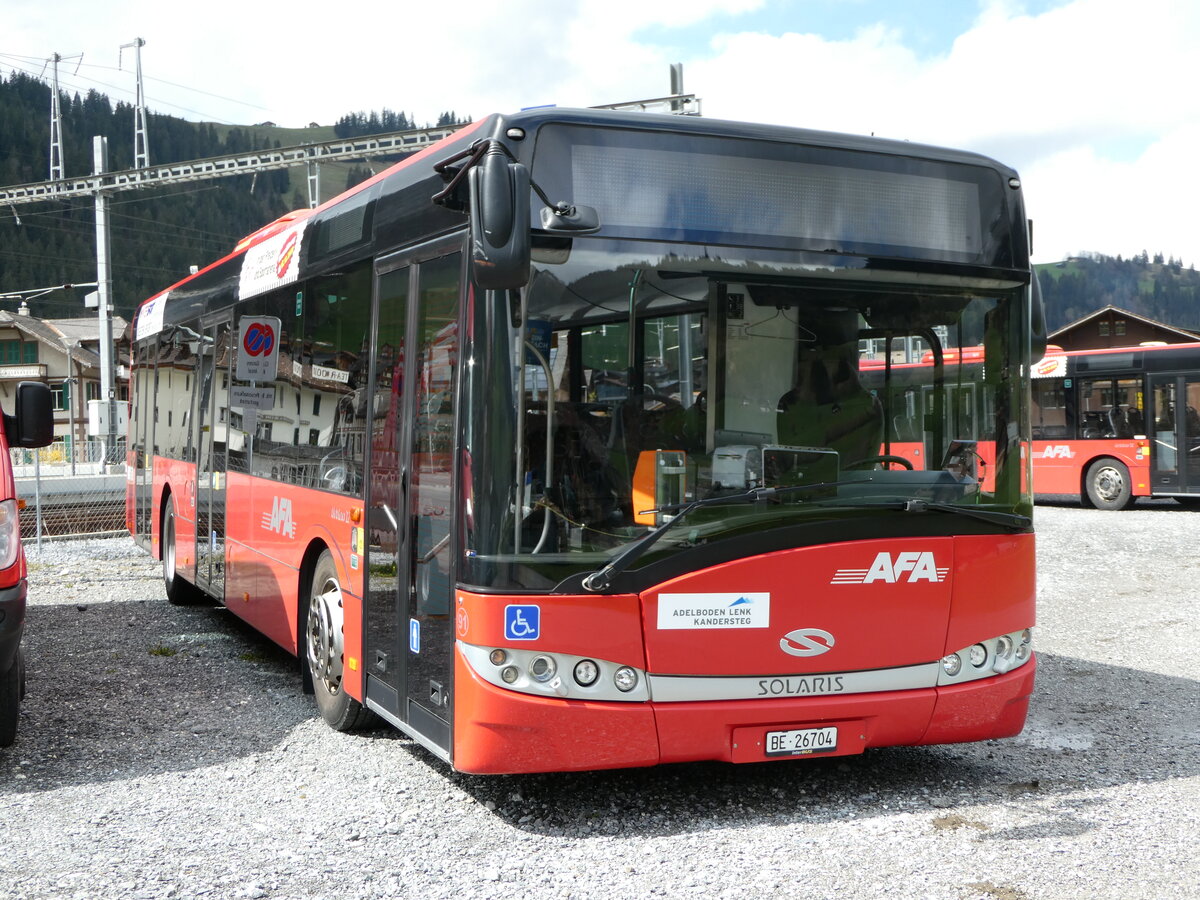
<box><xmin>938</xmin><ymin>629</ymin><xmax>1033</xmax><ymax>685</ymax></box>
<box><xmin>573</xmin><ymin>659</ymin><xmax>599</xmax><ymax>687</ymax></box>
<box><xmin>459</xmin><ymin>644</ymin><xmax>648</xmax><ymax>701</ymax></box>
<box><xmin>0</xmin><ymin>499</ymin><xmax>19</xmax><ymax>570</ymax></box>
<box><xmin>613</xmin><ymin>666</ymin><xmax>639</xmax><ymax>692</ymax></box>
<box><xmin>528</xmin><ymin>655</ymin><xmax>557</xmax><ymax>683</ymax></box>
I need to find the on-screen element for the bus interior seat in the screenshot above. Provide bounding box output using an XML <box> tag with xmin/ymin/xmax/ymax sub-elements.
<box><xmin>1108</xmin><ymin>406</ymin><xmax>1130</xmax><ymax>438</ymax></box>
<box><xmin>1126</xmin><ymin>408</ymin><xmax>1145</xmax><ymax>435</ymax></box>
<box><xmin>777</xmin><ymin>358</ymin><xmax>884</xmax><ymax>466</ymax></box>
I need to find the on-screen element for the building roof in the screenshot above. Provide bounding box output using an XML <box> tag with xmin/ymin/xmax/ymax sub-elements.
<box><xmin>1048</xmin><ymin>304</ymin><xmax>1200</xmax><ymax>342</ymax></box>
<box><xmin>0</xmin><ymin>310</ymin><xmax>129</xmax><ymax>369</ymax></box>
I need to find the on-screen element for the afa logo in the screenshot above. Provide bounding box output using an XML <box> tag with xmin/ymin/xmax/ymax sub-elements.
<box><xmin>831</xmin><ymin>551</ymin><xmax>948</xmax><ymax>584</ymax></box>
<box><xmin>262</xmin><ymin>496</ymin><xmax>296</xmax><ymax>538</ymax></box>
<box><xmin>276</xmin><ymin>231</ymin><xmax>299</xmax><ymax>279</ymax></box>
<box><xmin>1038</xmin><ymin>445</ymin><xmax>1075</xmax><ymax>459</ymax></box>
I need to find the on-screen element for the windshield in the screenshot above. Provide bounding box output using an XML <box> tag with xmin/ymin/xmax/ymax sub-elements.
<box><xmin>462</xmin><ymin>239</ymin><xmax>1030</xmax><ymax>591</ymax></box>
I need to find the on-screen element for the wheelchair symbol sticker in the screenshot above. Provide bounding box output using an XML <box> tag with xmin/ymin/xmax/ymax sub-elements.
<box><xmin>504</xmin><ymin>605</ymin><xmax>540</xmax><ymax>641</ymax></box>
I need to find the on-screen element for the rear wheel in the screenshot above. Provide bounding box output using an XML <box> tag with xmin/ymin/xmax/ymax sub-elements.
<box><xmin>306</xmin><ymin>550</ymin><xmax>374</xmax><ymax>731</ymax></box>
<box><xmin>0</xmin><ymin>646</ymin><xmax>24</xmax><ymax>748</ymax></box>
<box><xmin>162</xmin><ymin>496</ymin><xmax>200</xmax><ymax>605</ymax></box>
<box><xmin>1084</xmin><ymin>459</ymin><xmax>1134</xmax><ymax>510</ymax></box>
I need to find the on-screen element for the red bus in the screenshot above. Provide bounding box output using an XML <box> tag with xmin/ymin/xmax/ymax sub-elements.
<box><xmin>128</xmin><ymin>108</ymin><xmax>1040</xmax><ymax>773</ymax></box>
<box><xmin>0</xmin><ymin>383</ymin><xmax>53</xmax><ymax>747</ymax></box>
<box><xmin>1030</xmin><ymin>341</ymin><xmax>1200</xmax><ymax>509</ymax></box>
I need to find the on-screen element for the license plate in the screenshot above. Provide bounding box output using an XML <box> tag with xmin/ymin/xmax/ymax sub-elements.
<box><xmin>765</xmin><ymin>725</ymin><xmax>838</xmax><ymax>757</ymax></box>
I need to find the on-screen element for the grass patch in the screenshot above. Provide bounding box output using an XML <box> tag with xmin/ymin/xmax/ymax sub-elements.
<box><xmin>149</xmin><ymin>644</ymin><xmax>177</xmax><ymax>657</ymax></box>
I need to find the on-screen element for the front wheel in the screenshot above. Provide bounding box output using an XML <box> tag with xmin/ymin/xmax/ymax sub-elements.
<box><xmin>305</xmin><ymin>550</ymin><xmax>374</xmax><ymax>731</ymax></box>
<box><xmin>1084</xmin><ymin>459</ymin><xmax>1134</xmax><ymax>510</ymax></box>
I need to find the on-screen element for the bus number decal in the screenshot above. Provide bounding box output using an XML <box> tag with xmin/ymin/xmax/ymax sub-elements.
<box><xmin>831</xmin><ymin>552</ymin><xmax>947</xmax><ymax>585</ymax></box>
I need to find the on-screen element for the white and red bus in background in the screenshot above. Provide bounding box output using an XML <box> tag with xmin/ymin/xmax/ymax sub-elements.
<box><xmin>1029</xmin><ymin>342</ymin><xmax>1200</xmax><ymax>509</ymax></box>
<box><xmin>127</xmin><ymin>108</ymin><xmax>1041</xmax><ymax>774</ymax></box>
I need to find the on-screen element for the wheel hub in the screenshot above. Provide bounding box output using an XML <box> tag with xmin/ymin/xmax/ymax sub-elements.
<box><xmin>1095</xmin><ymin>467</ymin><xmax>1124</xmax><ymax>501</ymax></box>
<box><xmin>307</xmin><ymin>580</ymin><xmax>345</xmax><ymax>696</ymax></box>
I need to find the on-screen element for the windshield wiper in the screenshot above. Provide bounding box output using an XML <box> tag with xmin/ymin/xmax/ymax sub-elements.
<box><xmin>581</xmin><ymin>481</ymin><xmax>846</xmax><ymax>592</ymax></box>
<box><xmin>823</xmin><ymin>497</ymin><xmax>1031</xmax><ymax>529</ymax></box>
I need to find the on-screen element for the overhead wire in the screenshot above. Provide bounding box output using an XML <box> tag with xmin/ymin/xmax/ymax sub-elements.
<box><xmin>0</xmin><ymin>52</ymin><xmax>246</xmax><ymax>124</ymax></box>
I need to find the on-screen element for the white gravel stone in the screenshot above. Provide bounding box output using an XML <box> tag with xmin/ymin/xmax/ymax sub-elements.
<box><xmin>1</xmin><ymin>502</ymin><xmax>1197</xmax><ymax>899</ymax></box>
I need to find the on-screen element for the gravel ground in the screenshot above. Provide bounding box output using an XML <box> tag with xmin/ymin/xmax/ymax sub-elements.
<box><xmin>1</xmin><ymin>501</ymin><xmax>1197</xmax><ymax>900</ymax></box>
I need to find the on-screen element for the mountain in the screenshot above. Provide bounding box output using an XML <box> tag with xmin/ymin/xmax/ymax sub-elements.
<box><xmin>1035</xmin><ymin>253</ymin><xmax>1200</xmax><ymax>332</ymax></box>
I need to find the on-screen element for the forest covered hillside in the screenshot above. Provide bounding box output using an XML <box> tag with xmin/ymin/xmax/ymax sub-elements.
<box><xmin>1035</xmin><ymin>253</ymin><xmax>1200</xmax><ymax>332</ymax></box>
<box><xmin>2</xmin><ymin>70</ymin><xmax>1196</xmax><ymax>329</ymax></box>
<box><xmin>0</xmin><ymin>72</ymin><xmax>462</xmax><ymax>320</ymax></box>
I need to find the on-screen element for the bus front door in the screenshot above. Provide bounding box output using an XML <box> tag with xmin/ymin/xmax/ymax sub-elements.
<box><xmin>363</xmin><ymin>241</ymin><xmax>461</xmax><ymax>755</ymax></box>
<box><xmin>1149</xmin><ymin>374</ymin><xmax>1200</xmax><ymax>495</ymax></box>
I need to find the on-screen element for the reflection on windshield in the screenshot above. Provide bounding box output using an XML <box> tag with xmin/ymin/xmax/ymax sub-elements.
<box><xmin>463</xmin><ymin>240</ymin><xmax>1029</xmax><ymax>590</ymax></box>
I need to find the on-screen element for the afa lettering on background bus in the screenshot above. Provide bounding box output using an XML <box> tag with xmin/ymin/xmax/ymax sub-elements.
<box><xmin>128</xmin><ymin>106</ymin><xmax>1040</xmax><ymax>774</ymax></box>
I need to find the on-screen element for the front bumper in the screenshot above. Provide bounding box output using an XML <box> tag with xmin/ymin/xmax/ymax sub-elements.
<box><xmin>452</xmin><ymin>649</ymin><xmax>1036</xmax><ymax>774</ymax></box>
<box><xmin>0</xmin><ymin>579</ymin><xmax>27</xmax><ymax>673</ymax></box>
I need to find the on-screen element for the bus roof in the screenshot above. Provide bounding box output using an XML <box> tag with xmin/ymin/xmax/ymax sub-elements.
<box><xmin>134</xmin><ymin>107</ymin><xmax>1026</xmax><ymax>339</ymax></box>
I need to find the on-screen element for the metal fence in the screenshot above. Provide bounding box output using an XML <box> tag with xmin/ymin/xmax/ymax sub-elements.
<box><xmin>12</xmin><ymin>439</ymin><xmax>128</xmax><ymax>541</ymax></box>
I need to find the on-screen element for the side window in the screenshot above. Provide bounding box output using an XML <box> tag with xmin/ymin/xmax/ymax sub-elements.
<box><xmin>301</xmin><ymin>261</ymin><xmax>372</xmax><ymax>493</ymax></box>
<box><xmin>235</xmin><ymin>286</ymin><xmax>298</xmax><ymax>480</ymax></box>
<box><xmin>1031</xmin><ymin>380</ymin><xmax>1067</xmax><ymax>439</ymax></box>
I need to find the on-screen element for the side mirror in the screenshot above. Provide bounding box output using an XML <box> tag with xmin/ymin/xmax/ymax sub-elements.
<box><xmin>468</xmin><ymin>148</ymin><xmax>530</xmax><ymax>291</ymax></box>
<box><xmin>4</xmin><ymin>382</ymin><xmax>54</xmax><ymax>449</ymax></box>
<box><xmin>1030</xmin><ymin>273</ymin><xmax>1047</xmax><ymax>360</ymax></box>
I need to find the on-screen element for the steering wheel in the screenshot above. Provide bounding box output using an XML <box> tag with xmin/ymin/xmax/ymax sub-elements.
<box><xmin>641</xmin><ymin>391</ymin><xmax>682</xmax><ymax>412</ymax></box>
<box><xmin>846</xmin><ymin>454</ymin><xmax>914</xmax><ymax>471</ymax></box>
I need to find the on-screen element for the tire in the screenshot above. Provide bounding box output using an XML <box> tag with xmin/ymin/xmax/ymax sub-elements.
<box><xmin>305</xmin><ymin>550</ymin><xmax>374</xmax><ymax>731</ymax></box>
<box><xmin>0</xmin><ymin>646</ymin><xmax>24</xmax><ymax>748</ymax></box>
<box><xmin>162</xmin><ymin>496</ymin><xmax>200</xmax><ymax>606</ymax></box>
<box><xmin>1084</xmin><ymin>459</ymin><xmax>1134</xmax><ymax>510</ymax></box>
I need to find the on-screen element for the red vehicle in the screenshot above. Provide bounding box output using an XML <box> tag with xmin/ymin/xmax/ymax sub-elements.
<box><xmin>1030</xmin><ymin>342</ymin><xmax>1200</xmax><ymax>508</ymax></box>
<box><xmin>0</xmin><ymin>383</ymin><xmax>54</xmax><ymax>748</ymax></box>
<box><xmin>128</xmin><ymin>108</ymin><xmax>1040</xmax><ymax>773</ymax></box>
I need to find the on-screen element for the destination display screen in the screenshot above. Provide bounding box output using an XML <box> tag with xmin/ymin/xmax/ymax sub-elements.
<box><xmin>533</xmin><ymin>123</ymin><xmax>1013</xmax><ymax>266</ymax></box>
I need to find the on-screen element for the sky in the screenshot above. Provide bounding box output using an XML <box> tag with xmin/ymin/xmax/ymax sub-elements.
<box><xmin>3</xmin><ymin>0</ymin><xmax>1197</xmax><ymax>266</ymax></box>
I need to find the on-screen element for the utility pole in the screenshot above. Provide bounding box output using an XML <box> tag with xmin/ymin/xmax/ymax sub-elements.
<box><xmin>670</xmin><ymin>63</ymin><xmax>684</xmax><ymax>113</ymax></box>
<box><xmin>92</xmin><ymin>137</ymin><xmax>117</xmax><ymax>462</ymax></box>
<box><xmin>307</xmin><ymin>161</ymin><xmax>321</xmax><ymax>208</ymax></box>
<box><xmin>119</xmin><ymin>38</ymin><xmax>150</xmax><ymax>168</ymax></box>
<box><xmin>45</xmin><ymin>52</ymin><xmax>82</xmax><ymax>182</ymax></box>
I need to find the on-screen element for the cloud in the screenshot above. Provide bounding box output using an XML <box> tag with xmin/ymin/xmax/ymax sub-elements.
<box><xmin>4</xmin><ymin>0</ymin><xmax>1195</xmax><ymax>263</ymax></box>
<box><xmin>684</xmin><ymin>0</ymin><xmax>1200</xmax><ymax>262</ymax></box>
<box><xmin>1023</xmin><ymin>123</ymin><xmax>1200</xmax><ymax>262</ymax></box>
